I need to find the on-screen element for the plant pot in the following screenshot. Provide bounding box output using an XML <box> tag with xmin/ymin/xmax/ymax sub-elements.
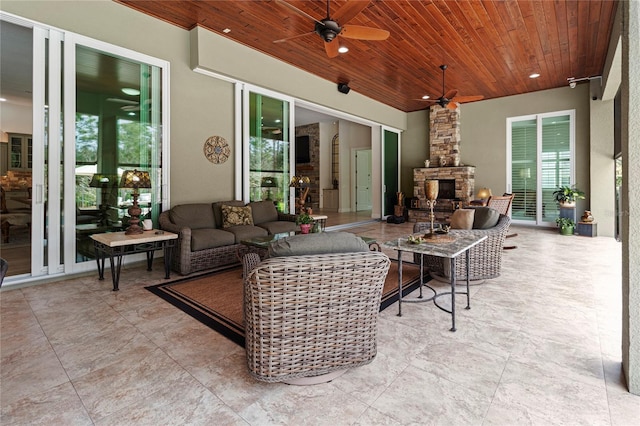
<box><xmin>560</xmin><ymin>225</ymin><xmax>575</xmax><ymax>236</ymax></box>
<box><xmin>559</xmin><ymin>201</ymin><xmax>576</xmax><ymax>208</ymax></box>
<box><xmin>300</xmin><ymin>224</ymin><xmax>312</xmax><ymax>234</ymax></box>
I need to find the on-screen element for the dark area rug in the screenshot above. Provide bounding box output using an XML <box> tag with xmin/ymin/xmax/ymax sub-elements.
<box><xmin>146</xmin><ymin>261</ymin><xmax>424</xmax><ymax>347</ymax></box>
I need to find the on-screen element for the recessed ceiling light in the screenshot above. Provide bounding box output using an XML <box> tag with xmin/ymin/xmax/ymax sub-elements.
<box><xmin>122</xmin><ymin>88</ymin><xmax>140</xmax><ymax>96</ymax></box>
<box><xmin>275</xmin><ymin>119</ymin><xmax>281</xmax><ymax>123</ymax></box>
<box><xmin>338</xmin><ymin>46</ymin><xmax>349</xmax><ymax>53</ymax></box>
<box><xmin>422</xmin><ymin>95</ymin><xmax>430</xmax><ymax>100</ymax></box>
<box><xmin>0</xmin><ymin>97</ymin><xmax>6</xmax><ymax>102</ymax></box>
<box><xmin>529</xmin><ymin>73</ymin><xmax>540</xmax><ymax>79</ymax></box>
<box><xmin>128</xmin><ymin>112</ymin><xmax>136</xmax><ymax>116</ymax></box>
<box><xmin>223</xmin><ymin>28</ymin><xmax>231</xmax><ymax>33</ymax></box>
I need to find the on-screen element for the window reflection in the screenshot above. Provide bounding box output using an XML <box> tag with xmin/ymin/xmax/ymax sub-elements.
<box><xmin>75</xmin><ymin>46</ymin><xmax>162</xmax><ymax>262</ymax></box>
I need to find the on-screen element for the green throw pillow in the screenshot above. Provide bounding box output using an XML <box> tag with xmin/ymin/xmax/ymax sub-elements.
<box><xmin>221</xmin><ymin>204</ymin><xmax>253</xmax><ymax>228</ymax></box>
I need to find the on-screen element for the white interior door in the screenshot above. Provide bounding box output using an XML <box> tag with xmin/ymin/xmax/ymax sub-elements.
<box><xmin>355</xmin><ymin>149</ymin><xmax>372</xmax><ymax>211</ymax></box>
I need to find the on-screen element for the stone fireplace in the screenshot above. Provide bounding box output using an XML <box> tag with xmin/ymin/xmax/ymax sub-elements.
<box><xmin>409</xmin><ymin>105</ymin><xmax>475</xmax><ymax>222</ymax></box>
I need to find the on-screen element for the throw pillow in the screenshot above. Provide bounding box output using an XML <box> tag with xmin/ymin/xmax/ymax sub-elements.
<box><xmin>450</xmin><ymin>209</ymin><xmax>475</xmax><ymax>230</ymax></box>
<box><xmin>221</xmin><ymin>204</ymin><xmax>253</xmax><ymax>228</ymax></box>
<box><xmin>472</xmin><ymin>207</ymin><xmax>500</xmax><ymax>229</ymax></box>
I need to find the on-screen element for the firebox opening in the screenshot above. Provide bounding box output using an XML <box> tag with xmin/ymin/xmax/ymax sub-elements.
<box><xmin>438</xmin><ymin>179</ymin><xmax>456</xmax><ymax>199</ymax></box>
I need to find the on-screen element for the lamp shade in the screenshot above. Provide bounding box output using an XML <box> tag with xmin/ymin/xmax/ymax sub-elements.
<box><xmin>289</xmin><ymin>175</ymin><xmax>310</xmax><ymax>188</ymax></box>
<box><xmin>119</xmin><ymin>169</ymin><xmax>152</xmax><ymax>189</ymax></box>
<box><xmin>477</xmin><ymin>187</ymin><xmax>492</xmax><ymax>200</ymax></box>
<box><xmin>89</xmin><ymin>174</ymin><xmax>115</xmax><ymax>187</ymax></box>
<box><xmin>261</xmin><ymin>176</ymin><xmax>277</xmax><ymax>188</ymax></box>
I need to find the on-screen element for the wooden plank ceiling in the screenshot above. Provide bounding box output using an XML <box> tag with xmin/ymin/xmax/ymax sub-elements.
<box><xmin>115</xmin><ymin>0</ymin><xmax>618</xmax><ymax>113</ymax></box>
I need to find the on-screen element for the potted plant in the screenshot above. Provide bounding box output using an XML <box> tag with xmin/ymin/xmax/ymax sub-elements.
<box><xmin>556</xmin><ymin>217</ymin><xmax>576</xmax><ymax>235</ymax></box>
<box><xmin>552</xmin><ymin>185</ymin><xmax>585</xmax><ymax>207</ymax></box>
<box><xmin>296</xmin><ymin>212</ymin><xmax>314</xmax><ymax>234</ymax></box>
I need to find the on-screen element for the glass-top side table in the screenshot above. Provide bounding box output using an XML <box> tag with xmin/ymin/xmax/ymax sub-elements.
<box><xmin>382</xmin><ymin>232</ymin><xmax>487</xmax><ymax>331</ymax></box>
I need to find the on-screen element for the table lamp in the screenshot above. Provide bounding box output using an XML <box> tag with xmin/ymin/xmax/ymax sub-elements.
<box><xmin>289</xmin><ymin>175</ymin><xmax>310</xmax><ymax>213</ymax></box>
<box><xmin>260</xmin><ymin>176</ymin><xmax>277</xmax><ymax>201</ymax></box>
<box><xmin>477</xmin><ymin>187</ymin><xmax>492</xmax><ymax>201</ymax></box>
<box><xmin>424</xmin><ymin>180</ymin><xmax>439</xmax><ymax>239</ymax></box>
<box><xmin>119</xmin><ymin>169</ymin><xmax>152</xmax><ymax>235</ymax></box>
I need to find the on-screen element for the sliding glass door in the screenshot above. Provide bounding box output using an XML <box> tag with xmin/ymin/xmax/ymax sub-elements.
<box><xmin>508</xmin><ymin>110</ymin><xmax>575</xmax><ymax>225</ymax></box>
<box><xmin>241</xmin><ymin>86</ymin><xmax>293</xmax><ymax>212</ymax></box>
<box><xmin>382</xmin><ymin>128</ymin><xmax>400</xmax><ymax>217</ymax></box>
<box><xmin>70</xmin><ymin>43</ymin><xmax>165</xmax><ymax>266</ymax></box>
<box><xmin>0</xmin><ymin>13</ymin><xmax>168</xmax><ymax>285</ymax></box>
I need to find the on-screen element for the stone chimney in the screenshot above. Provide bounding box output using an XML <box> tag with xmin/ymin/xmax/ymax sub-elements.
<box><xmin>409</xmin><ymin>104</ymin><xmax>475</xmax><ymax>222</ymax></box>
<box><xmin>429</xmin><ymin>105</ymin><xmax>460</xmax><ymax>167</ymax></box>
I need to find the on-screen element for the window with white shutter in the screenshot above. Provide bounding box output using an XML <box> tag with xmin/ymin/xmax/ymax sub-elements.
<box><xmin>507</xmin><ymin>111</ymin><xmax>575</xmax><ymax>225</ymax></box>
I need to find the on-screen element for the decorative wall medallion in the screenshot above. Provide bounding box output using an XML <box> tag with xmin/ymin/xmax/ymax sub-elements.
<box><xmin>204</xmin><ymin>136</ymin><xmax>230</xmax><ymax>164</ymax></box>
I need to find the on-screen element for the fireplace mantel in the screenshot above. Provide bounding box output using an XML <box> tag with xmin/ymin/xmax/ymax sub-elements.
<box><xmin>413</xmin><ymin>166</ymin><xmax>476</xmax><ymax>206</ymax></box>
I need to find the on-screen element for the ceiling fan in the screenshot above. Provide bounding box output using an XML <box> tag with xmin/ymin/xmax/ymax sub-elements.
<box><xmin>274</xmin><ymin>0</ymin><xmax>390</xmax><ymax>58</ymax></box>
<box><xmin>420</xmin><ymin>65</ymin><xmax>484</xmax><ymax>109</ymax></box>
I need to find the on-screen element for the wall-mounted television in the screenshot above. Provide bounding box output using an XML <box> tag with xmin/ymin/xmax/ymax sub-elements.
<box><xmin>295</xmin><ymin>135</ymin><xmax>311</xmax><ymax>163</ymax></box>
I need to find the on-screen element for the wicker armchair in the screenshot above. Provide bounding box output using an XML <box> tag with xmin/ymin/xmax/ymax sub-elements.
<box><xmin>414</xmin><ymin>214</ymin><xmax>511</xmax><ymax>281</ymax></box>
<box><xmin>243</xmin><ymin>251</ymin><xmax>390</xmax><ymax>384</ymax></box>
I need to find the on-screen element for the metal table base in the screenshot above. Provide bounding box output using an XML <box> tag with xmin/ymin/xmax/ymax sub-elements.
<box><xmin>92</xmin><ymin>234</ymin><xmax>176</xmax><ymax>291</ymax></box>
<box><xmin>396</xmin><ymin>249</ymin><xmax>471</xmax><ymax>332</ymax></box>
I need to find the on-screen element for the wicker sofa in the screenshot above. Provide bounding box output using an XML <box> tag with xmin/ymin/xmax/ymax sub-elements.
<box><xmin>242</xmin><ymin>232</ymin><xmax>391</xmax><ymax>384</ymax></box>
<box><xmin>159</xmin><ymin>200</ymin><xmax>297</xmax><ymax>275</ymax></box>
<box><xmin>414</xmin><ymin>212</ymin><xmax>511</xmax><ymax>281</ymax></box>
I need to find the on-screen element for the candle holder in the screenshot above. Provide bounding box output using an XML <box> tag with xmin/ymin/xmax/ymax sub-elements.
<box><xmin>424</xmin><ymin>180</ymin><xmax>439</xmax><ymax>239</ymax></box>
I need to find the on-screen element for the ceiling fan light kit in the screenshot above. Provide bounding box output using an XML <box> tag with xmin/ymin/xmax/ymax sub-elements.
<box><xmin>275</xmin><ymin>0</ymin><xmax>389</xmax><ymax>58</ymax></box>
<box><xmin>419</xmin><ymin>64</ymin><xmax>484</xmax><ymax>109</ymax></box>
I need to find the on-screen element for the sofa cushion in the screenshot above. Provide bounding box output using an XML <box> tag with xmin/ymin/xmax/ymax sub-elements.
<box><xmin>221</xmin><ymin>205</ymin><xmax>254</xmax><ymax>228</ymax></box>
<box><xmin>450</xmin><ymin>209</ymin><xmax>475</xmax><ymax>230</ymax></box>
<box><xmin>257</xmin><ymin>220</ymin><xmax>297</xmax><ymax>235</ymax></box>
<box><xmin>225</xmin><ymin>225</ymin><xmax>268</xmax><ymax>242</ymax></box>
<box><xmin>269</xmin><ymin>232</ymin><xmax>369</xmax><ymax>257</ymax></box>
<box><xmin>213</xmin><ymin>200</ymin><xmax>245</xmax><ymax>228</ymax></box>
<box><xmin>169</xmin><ymin>204</ymin><xmax>215</xmax><ymax>230</ymax></box>
<box><xmin>190</xmin><ymin>228</ymin><xmax>236</xmax><ymax>251</ymax></box>
<box><xmin>473</xmin><ymin>207</ymin><xmax>500</xmax><ymax>229</ymax></box>
<box><xmin>249</xmin><ymin>200</ymin><xmax>278</xmax><ymax>225</ymax></box>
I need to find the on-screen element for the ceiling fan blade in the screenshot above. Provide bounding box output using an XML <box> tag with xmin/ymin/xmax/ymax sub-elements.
<box><xmin>324</xmin><ymin>40</ymin><xmax>339</xmax><ymax>58</ymax></box>
<box><xmin>273</xmin><ymin>31</ymin><xmax>316</xmax><ymax>44</ymax></box>
<box><xmin>443</xmin><ymin>89</ymin><xmax>458</xmax><ymax>100</ymax></box>
<box><xmin>333</xmin><ymin>0</ymin><xmax>370</xmax><ymax>24</ymax></box>
<box><xmin>446</xmin><ymin>102</ymin><xmax>458</xmax><ymax>110</ymax></box>
<box><xmin>451</xmin><ymin>95</ymin><xmax>484</xmax><ymax>103</ymax></box>
<box><xmin>275</xmin><ymin>0</ymin><xmax>323</xmax><ymax>25</ymax></box>
<box><xmin>340</xmin><ymin>25</ymin><xmax>390</xmax><ymax>40</ymax></box>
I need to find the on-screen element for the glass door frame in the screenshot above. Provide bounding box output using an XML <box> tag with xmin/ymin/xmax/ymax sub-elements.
<box><xmin>0</xmin><ymin>12</ymin><xmax>170</xmax><ymax>286</ymax></box>
<box><xmin>63</xmin><ymin>32</ymin><xmax>171</xmax><ymax>274</ymax></box>
<box><xmin>381</xmin><ymin>126</ymin><xmax>402</xmax><ymax>218</ymax></box>
<box><xmin>506</xmin><ymin>109</ymin><xmax>576</xmax><ymax>226</ymax></box>
<box><xmin>238</xmin><ymin>84</ymin><xmax>295</xmax><ymax>210</ymax></box>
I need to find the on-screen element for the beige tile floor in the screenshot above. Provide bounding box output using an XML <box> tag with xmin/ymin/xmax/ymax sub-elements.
<box><xmin>1</xmin><ymin>222</ymin><xmax>639</xmax><ymax>425</ymax></box>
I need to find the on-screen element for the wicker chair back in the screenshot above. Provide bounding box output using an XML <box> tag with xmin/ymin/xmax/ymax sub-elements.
<box><xmin>243</xmin><ymin>251</ymin><xmax>390</xmax><ymax>383</ymax></box>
